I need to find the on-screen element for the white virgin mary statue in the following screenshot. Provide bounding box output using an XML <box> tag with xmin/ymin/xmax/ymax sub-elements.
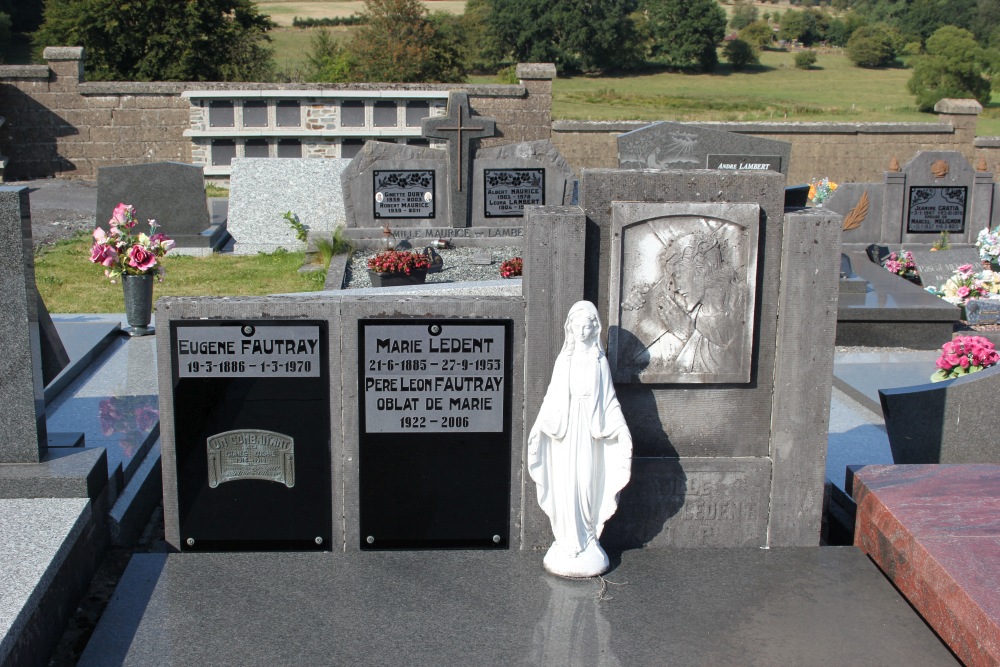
<box><xmin>528</xmin><ymin>301</ymin><xmax>633</xmax><ymax>578</ymax></box>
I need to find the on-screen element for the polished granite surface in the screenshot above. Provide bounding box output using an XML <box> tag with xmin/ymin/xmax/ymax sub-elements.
<box><xmin>79</xmin><ymin>547</ymin><xmax>958</xmax><ymax>666</ymax></box>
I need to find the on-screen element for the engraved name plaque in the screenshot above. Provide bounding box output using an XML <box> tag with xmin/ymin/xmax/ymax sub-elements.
<box><xmin>361</xmin><ymin>322</ymin><xmax>506</xmax><ymax>433</ymax></box>
<box><xmin>176</xmin><ymin>324</ymin><xmax>320</xmax><ymax>378</ymax></box>
<box><xmin>907</xmin><ymin>186</ymin><xmax>967</xmax><ymax>233</ymax></box>
<box><xmin>484</xmin><ymin>168</ymin><xmax>544</xmax><ymax>217</ymax></box>
<box><xmin>373</xmin><ymin>170</ymin><xmax>435</xmax><ymax>219</ymax></box>
<box><xmin>207</xmin><ymin>429</ymin><xmax>295</xmax><ymax>488</ymax></box>
<box><xmin>706</xmin><ymin>154</ymin><xmax>782</xmax><ymax>172</ymax></box>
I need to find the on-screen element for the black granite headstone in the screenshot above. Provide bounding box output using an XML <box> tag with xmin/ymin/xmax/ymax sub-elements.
<box><xmin>358</xmin><ymin>319</ymin><xmax>512</xmax><ymax>549</ymax></box>
<box><xmin>965</xmin><ymin>299</ymin><xmax>1000</xmax><ymax>325</ymax></box>
<box><xmin>169</xmin><ymin>320</ymin><xmax>331</xmax><ymax>551</ymax></box>
<box><xmin>866</xmin><ymin>244</ymin><xmax>890</xmax><ymax>265</ymax></box>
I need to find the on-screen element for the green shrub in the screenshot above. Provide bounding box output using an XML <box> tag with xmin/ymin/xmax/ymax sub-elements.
<box><xmin>794</xmin><ymin>50</ymin><xmax>817</xmax><ymax>69</ymax></box>
<box><xmin>846</xmin><ymin>24</ymin><xmax>898</xmax><ymax>68</ymax></box>
<box><xmin>724</xmin><ymin>39</ymin><xmax>759</xmax><ymax>70</ymax></box>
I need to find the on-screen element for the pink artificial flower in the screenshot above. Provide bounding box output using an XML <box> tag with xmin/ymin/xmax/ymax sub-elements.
<box><xmin>957</xmin><ymin>264</ymin><xmax>974</xmax><ymax>275</ymax></box>
<box><xmin>89</xmin><ymin>243</ymin><xmax>117</xmax><ymax>267</ymax></box>
<box><xmin>957</xmin><ymin>286</ymin><xmax>971</xmax><ymax>298</ymax></box>
<box><xmin>888</xmin><ymin>252</ymin><xmax>898</xmax><ymax>261</ymax></box>
<box><xmin>110</xmin><ymin>203</ymin><xmax>131</xmax><ymax>228</ymax></box>
<box><xmin>127</xmin><ymin>245</ymin><xmax>156</xmax><ymax>271</ymax></box>
<box><xmin>93</xmin><ymin>227</ymin><xmax>107</xmax><ymax>243</ymax></box>
<box><xmin>959</xmin><ymin>356</ymin><xmax>970</xmax><ymax>368</ymax></box>
<box><xmin>150</xmin><ymin>232</ymin><xmax>175</xmax><ymax>253</ymax></box>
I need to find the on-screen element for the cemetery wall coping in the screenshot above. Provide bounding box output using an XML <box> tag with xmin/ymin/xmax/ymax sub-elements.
<box><xmin>0</xmin><ymin>65</ymin><xmax>50</xmax><ymax>80</ymax></box>
<box><xmin>975</xmin><ymin>137</ymin><xmax>1000</xmax><ymax>147</ymax></box>
<box><xmin>934</xmin><ymin>98</ymin><xmax>983</xmax><ymax>114</ymax></box>
<box><xmin>515</xmin><ymin>63</ymin><xmax>557</xmax><ymax>80</ymax></box>
<box><xmin>553</xmin><ymin>119</ymin><xmax>956</xmax><ymax>135</ymax></box>
<box><xmin>41</xmin><ymin>46</ymin><xmax>84</xmax><ymax>61</ymax></box>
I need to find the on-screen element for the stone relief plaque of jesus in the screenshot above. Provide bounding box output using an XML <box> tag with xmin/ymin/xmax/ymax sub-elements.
<box><xmin>608</xmin><ymin>202</ymin><xmax>760</xmax><ymax>384</ymax></box>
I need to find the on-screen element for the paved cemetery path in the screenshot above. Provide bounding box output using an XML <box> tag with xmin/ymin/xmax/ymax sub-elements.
<box><xmin>7</xmin><ymin>177</ymin><xmax>97</xmax><ymax>248</ymax></box>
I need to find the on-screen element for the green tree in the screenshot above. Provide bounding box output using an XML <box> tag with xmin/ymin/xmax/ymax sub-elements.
<box><xmin>304</xmin><ymin>28</ymin><xmax>356</xmax><ymax>82</ymax></box>
<box><xmin>907</xmin><ymin>25</ymin><xmax>996</xmax><ymax>110</ymax></box>
<box><xmin>739</xmin><ymin>20</ymin><xmax>775</xmax><ymax>50</ymax></box>
<box><xmin>729</xmin><ymin>0</ymin><xmax>759</xmax><ymax>30</ymax></box>
<box><xmin>846</xmin><ymin>23</ymin><xmax>898</xmax><ymax>67</ymax></box>
<box><xmin>0</xmin><ymin>0</ymin><xmax>42</xmax><ymax>33</ymax></box>
<box><xmin>459</xmin><ymin>0</ymin><xmax>506</xmax><ymax>73</ymax></box>
<box><xmin>723</xmin><ymin>38</ymin><xmax>759</xmax><ymax>70</ymax></box>
<box><xmin>486</xmin><ymin>0</ymin><xmax>639</xmax><ymax>73</ymax></box>
<box><xmin>641</xmin><ymin>0</ymin><xmax>727</xmax><ymax>71</ymax></box>
<box><xmin>33</xmin><ymin>0</ymin><xmax>274</xmax><ymax>81</ymax></box>
<box><xmin>342</xmin><ymin>0</ymin><xmax>465</xmax><ymax>82</ymax></box>
<box><xmin>794</xmin><ymin>49</ymin><xmax>818</xmax><ymax>69</ymax></box>
<box><xmin>777</xmin><ymin>8</ymin><xmax>829</xmax><ymax>46</ymax></box>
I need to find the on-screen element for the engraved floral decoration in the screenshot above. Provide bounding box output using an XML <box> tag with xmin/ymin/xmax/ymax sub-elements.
<box><xmin>485</xmin><ymin>171</ymin><xmax>542</xmax><ymax>189</ymax></box>
<box><xmin>89</xmin><ymin>203</ymin><xmax>174</xmax><ymax>282</ymax></box>
<box><xmin>976</xmin><ymin>226</ymin><xmax>1000</xmax><ymax>265</ymax></box>
<box><xmin>931</xmin><ymin>335</ymin><xmax>999</xmax><ymax>382</ymax></box>
<box><xmin>499</xmin><ymin>257</ymin><xmax>523</xmax><ymax>278</ymax></box>
<box><xmin>808</xmin><ymin>178</ymin><xmax>838</xmax><ymax>205</ymax></box>
<box><xmin>375</xmin><ymin>172</ymin><xmax>432</xmax><ymax>190</ymax></box>
<box><xmin>98</xmin><ymin>395</ymin><xmax>158</xmax><ymax>458</ymax></box>
<box><xmin>883</xmin><ymin>250</ymin><xmax>920</xmax><ymax>283</ymax></box>
<box><xmin>366</xmin><ymin>249</ymin><xmax>432</xmax><ymax>275</ymax></box>
<box><xmin>925</xmin><ymin>264</ymin><xmax>995</xmax><ymax>305</ymax></box>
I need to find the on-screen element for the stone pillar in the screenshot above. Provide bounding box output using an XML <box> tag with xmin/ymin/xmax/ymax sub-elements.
<box><xmin>934</xmin><ymin>98</ymin><xmax>982</xmax><ymax>157</ymax></box>
<box><xmin>973</xmin><ymin>170</ymin><xmax>995</xmax><ymax>235</ymax></box>
<box><xmin>516</xmin><ymin>63</ymin><xmax>556</xmax><ymax>142</ymax></box>
<box><xmin>522</xmin><ymin>204</ymin><xmax>585</xmax><ymax>549</ymax></box>
<box><xmin>882</xmin><ymin>170</ymin><xmax>907</xmax><ymax>244</ymax></box>
<box><xmin>0</xmin><ymin>186</ymin><xmax>47</xmax><ymax>463</ymax></box>
<box><xmin>769</xmin><ymin>208</ymin><xmax>843</xmax><ymax>546</ymax></box>
<box><xmin>43</xmin><ymin>46</ymin><xmax>84</xmax><ymax>92</ymax></box>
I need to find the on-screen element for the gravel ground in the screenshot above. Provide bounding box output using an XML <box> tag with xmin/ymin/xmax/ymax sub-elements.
<box><xmin>8</xmin><ymin>178</ymin><xmax>98</xmax><ymax>249</ymax></box>
<box><xmin>343</xmin><ymin>246</ymin><xmax>522</xmax><ymax>288</ymax></box>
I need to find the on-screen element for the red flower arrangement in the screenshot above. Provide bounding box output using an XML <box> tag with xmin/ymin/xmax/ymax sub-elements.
<box><xmin>366</xmin><ymin>250</ymin><xmax>431</xmax><ymax>275</ymax></box>
<box><xmin>931</xmin><ymin>335</ymin><xmax>1000</xmax><ymax>382</ymax></box>
<box><xmin>500</xmin><ymin>257</ymin><xmax>523</xmax><ymax>278</ymax></box>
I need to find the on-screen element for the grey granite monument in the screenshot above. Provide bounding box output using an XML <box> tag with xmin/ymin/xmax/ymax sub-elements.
<box><xmin>617</xmin><ymin>121</ymin><xmax>791</xmax><ymax>177</ymax></box>
<box><xmin>97</xmin><ymin>162</ymin><xmax>227</xmax><ymax>255</ymax></box>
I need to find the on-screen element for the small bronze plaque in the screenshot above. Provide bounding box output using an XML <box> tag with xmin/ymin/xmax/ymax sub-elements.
<box><xmin>207</xmin><ymin>429</ymin><xmax>295</xmax><ymax>488</ymax></box>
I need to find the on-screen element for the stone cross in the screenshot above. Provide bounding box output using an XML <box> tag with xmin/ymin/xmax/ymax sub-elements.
<box><xmin>422</xmin><ymin>91</ymin><xmax>496</xmax><ymax>228</ymax></box>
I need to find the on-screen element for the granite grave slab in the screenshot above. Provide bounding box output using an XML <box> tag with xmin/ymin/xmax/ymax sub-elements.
<box><xmin>470</xmin><ymin>140</ymin><xmax>574</xmax><ymax>227</ymax></box>
<box><xmin>78</xmin><ymin>548</ymin><xmax>958</xmax><ymax>666</ymax></box>
<box><xmin>227</xmin><ymin>158</ymin><xmax>350</xmax><ymax>255</ymax></box>
<box><xmin>853</xmin><ymin>464</ymin><xmax>1000</xmax><ymax>666</ymax></box>
<box><xmin>880</xmin><ymin>364</ymin><xmax>1000</xmax><ymax>464</ymax></box>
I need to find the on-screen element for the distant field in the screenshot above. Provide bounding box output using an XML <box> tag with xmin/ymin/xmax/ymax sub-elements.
<box><xmin>258</xmin><ymin>1</ymin><xmax>465</xmax><ymax>26</ymax></box>
<box><xmin>259</xmin><ymin>3</ymin><xmax>1000</xmax><ymax>134</ymax></box>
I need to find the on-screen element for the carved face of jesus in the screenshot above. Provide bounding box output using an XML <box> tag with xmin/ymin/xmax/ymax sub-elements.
<box><xmin>571</xmin><ymin>313</ymin><xmax>597</xmax><ymax>346</ymax></box>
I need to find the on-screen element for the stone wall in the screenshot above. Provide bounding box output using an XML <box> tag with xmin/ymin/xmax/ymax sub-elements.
<box><xmin>2</xmin><ymin>48</ymin><xmax>997</xmax><ymax>185</ymax></box>
<box><xmin>552</xmin><ymin>99</ymin><xmax>997</xmax><ymax>185</ymax></box>
<box><xmin>0</xmin><ymin>49</ymin><xmax>552</xmax><ymax>180</ymax></box>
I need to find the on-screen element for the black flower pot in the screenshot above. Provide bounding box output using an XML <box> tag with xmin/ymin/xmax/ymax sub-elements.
<box><xmin>367</xmin><ymin>269</ymin><xmax>428</xmax><ymax>287</ymax></box>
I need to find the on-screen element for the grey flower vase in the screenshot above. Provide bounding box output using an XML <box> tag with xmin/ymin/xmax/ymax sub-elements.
<box><xmin>122</xmin><ymin>274</ymin><xmax>155</xmax><ymax>336</ymax></box>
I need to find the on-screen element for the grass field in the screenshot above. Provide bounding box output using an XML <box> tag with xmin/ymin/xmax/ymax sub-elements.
<box><xmin>258</xmin><ymin>0</ymin><xmax>465</xmax><ymax>26</ymax></box>
<box><xmin>36</xmin><ymin>235</ymin><xmax>327</xmax><ymax>313</ymax></box>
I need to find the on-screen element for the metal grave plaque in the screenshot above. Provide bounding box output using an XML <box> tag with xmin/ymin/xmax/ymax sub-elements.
<box><xmin>176</xmin><ymin>323</ymin><xmax>320</xmax><ymax>378</ymax></box>
<box><xmin>907</xmin><ymin>186</ymin><xmax>967</xmax><ymax>233</ymax></box>
<box><xmin>484</xmin><ymin>168</ymin><xmax>544</xmax><ymax>217</ymax></box>
<box><xmin>207</xmin><ymin>429</ymin><xmax>295</xmax><ymax>488</ymax></box>
<box><xmin>373</xmin><ymin>170</ymin><xmax>435</xmax><ymax>219</ymax></box>
<box><xmin>706</xmin><ymin>155</ymin><xmax>782</xmax><ymax>172</ymax></box>
<box><xmin>358</xmin><ymin>318</ymin><xmax>513</xmax><ymax>549</ymax></box>
<box><xmin>362</xmin><ymin>322</ymin><xmax>506</xmax><ymax>433</ymax></box>
<box><xmin>169</xmin><ymin>319</ymin><xmax>330</xmax><ymax>551</ymax></box>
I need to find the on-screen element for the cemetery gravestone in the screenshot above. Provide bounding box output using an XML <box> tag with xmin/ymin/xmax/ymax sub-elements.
<box><xmin>97</xmin><ymin>162</ymin><xmax>226</xmax><ymax>254</ymax></box>
<box><xmin>227</xmin><ymin>158</ymin><xmax>351</xmax><ymax>255</ymax></box>
<box><xmin>617</xmin><ymin>122</ymin><xmax>791</xmax><ymax>177</ymax></box>
<box><xmin>471</xmin><ymin>140</ymin><xmax>575</xmax><ymax>228</ymax></box>
<box><xmin>965</xmin><ymin>299</ymin><xmax>1000</xmax><ymax>325</ymax></box>
<box><xmin>0</xmin><ymin>186</ymin><xmax>47</xmax><ymax>462</ymax></box>
<box><xmin>907</xmin><ymin>247</ymin><xmax>981</xmax><ymax>290</ymax></box>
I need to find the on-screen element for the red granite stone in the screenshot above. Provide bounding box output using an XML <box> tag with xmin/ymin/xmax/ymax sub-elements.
<box><xmin>853</xmin><ymin>464</ymin><xmax>1000</xmax><ymax>667</ymax></box>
